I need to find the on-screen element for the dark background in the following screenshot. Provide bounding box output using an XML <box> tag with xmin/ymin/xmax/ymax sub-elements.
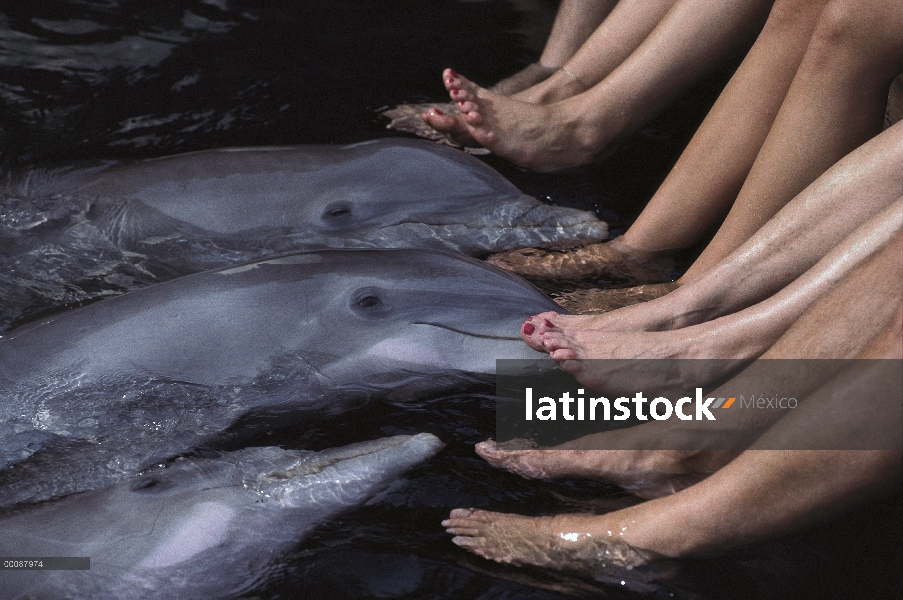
<box><xmin>1</xmin><ymin>1</ymin><xmax>900</xmax><ymax>598</ymax></box>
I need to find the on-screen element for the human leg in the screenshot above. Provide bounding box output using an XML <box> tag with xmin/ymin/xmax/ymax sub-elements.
<box><xmin>542</xmin><ymin>207</ymin><xmax>902</xmax><ymax>363</ymax></box>
<box><xmin>446</xmin><ymin>309</ymin><xmax>901</xmax><ymax>571</ymax></box>
<box><xmin>488</xmin><ymin>0</ymin><xmax>827</xmax><ymax>277</ymax></box>
<box><xmin>432</xmin><ymin>0</ymin><xmax>771</xmax><ymax>171</ymax></box>
<box><xmin>680</xmin><ymin>0</ymin><xmax>903</xmax><ymax>280</ymax></box>
<box><xmin>485</xmin><ymin>222</ymin><xmax>902</xmax><ymax>488</ymax></box>
<box><xmin>521</xmin><ymin>120</ymin><xmax>903</xmax><ymax>349</ymax></box>
<box><xmin>491</xmin><ymin>0</ymin><xmax>620</xmax><ymax>96</ymax></box>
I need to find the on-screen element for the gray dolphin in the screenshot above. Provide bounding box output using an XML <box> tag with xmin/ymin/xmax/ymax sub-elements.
<box><xmin>0</xmin><ymin>434</ymin><xmax>444</xmax><ymax>600</ymax></box>
<box><xmin>0</xmin><ymin>138</ymin><xmax>605</xmax><ymax>329</ymax></box>
<box><xmin>0</xmin><ymin>249</ymin><xmax>558</xmax><ymax>505</ymax></box>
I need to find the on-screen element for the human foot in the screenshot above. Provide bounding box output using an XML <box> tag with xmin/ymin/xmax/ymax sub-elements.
<box><xmin>414</xmin><ymin>63</ymin><xmax>559</xmax><ymax>147</ymax></box>
<box><xmin>476</xmin><ymin>439</ymin><xmax>720</xmax><ymax>498</ymax></box>
<box><xmin>383</xmin><ymin>102</ymin><xmax>459</xmax><ymax>142</ymax></box>
<box><xmin>486</xmin><ymin>240</ymin><xmax>677</xmax><ymax>282</ymax></box>
<box><xmin>442</xmin><ymin>508</ymin><xmax>669</xmax><ymax>589</ymax></box>
<box><xmin>435</xmin><ymin>69</ymin><xmax>612</xmax><ymax>171</ymax></box>
<box><xmin>553</xmin><ymin>282</ymin><xmax>680</xmax><ymax>314</ymax></box>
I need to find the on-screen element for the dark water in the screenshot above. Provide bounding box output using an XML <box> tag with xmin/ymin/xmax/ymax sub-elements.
<box><xmin>1</xmin><ymin>1</ymin><xmax>900</xmax><ymax>598</ymax></box>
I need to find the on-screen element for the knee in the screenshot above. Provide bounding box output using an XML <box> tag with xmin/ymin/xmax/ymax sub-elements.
<box><xmin>760</xmin><ymin>0</ymin><xmax>824</xmax><ymax>37</ymax></box>
<box><xmin>809</xmin><ymin>0</ymin><xmax>903</xmax><ymax>68</ymax></box>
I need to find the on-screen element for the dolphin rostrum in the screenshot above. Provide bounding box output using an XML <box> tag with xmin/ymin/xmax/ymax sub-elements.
<box><xmin>0</xmin><ymin>249</ymin><xmax>559</xmax><ymax>505</ymax></box>
<box><xmin>0</xmin><ymin>434</ymin><xmax>444</xmax><ymax>600</ymax></box>
<box><xmin>0</xmin><ymin>138</ymin><xmax>606</xmax><ymax>330</ymax></box>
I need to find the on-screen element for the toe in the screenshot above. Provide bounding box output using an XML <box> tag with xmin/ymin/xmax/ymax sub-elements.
<box><xmin>451</xmin><ymin>535</ymin><xmax>486</xmax><ymax>548</ymax></box>
<box><xmin>422</xmin><ymin>109</ymin><xmax>459</xmax><ymax>132</ymax></box>
<box><xmin>448</xmin><ymin>508</ymin><xmax>476</xmax><ymax>519</ymax></box>
<box><xmin>558</xmin><ymin>358</ymin><xmax>583</xmax><ymax>374</ymax></box>
<box><xmin>461</xmin><ymin>110</ymin><xmax>484</xmax><ymax>127</ymax></box>
<box><xmin>550</xmin><ymin>348</ymin><xmax>578</xmax><ymax>361</ymax></box>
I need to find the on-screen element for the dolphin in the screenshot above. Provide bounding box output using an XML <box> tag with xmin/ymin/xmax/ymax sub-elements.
<box><xmin>0</xmin><ymin>434</ymin><xmax>444</xmax><ymax>600</ymax></box>
<box><xmin>0</xmin><ymin>138</ymin><xmax>606</xmax><ymax>329</ymax></box>
<box><xmin>0</xmin><ymin>249</ymin><xmax>559</xmax><ymax>505</ymax></box>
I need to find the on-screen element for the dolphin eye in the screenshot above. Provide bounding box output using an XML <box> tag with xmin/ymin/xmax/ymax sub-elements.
<box><xmin>351</xmin><ymin>287</ymin><xmax>389</xmax><ymax>317</ymax></box>
<box><xmin>322</xmin><ymin>203</ymin><xmax>352</xmax><ymax>221</ymax></box>
<box><xmin>131</xmin><ymin>476</ymin><xmax>168</xmax><ymax>493</ymax></box>
<box><xmin>357</xmin><ymin>295</ymin><xmax>380</xmax><ymax>308</ymax></box>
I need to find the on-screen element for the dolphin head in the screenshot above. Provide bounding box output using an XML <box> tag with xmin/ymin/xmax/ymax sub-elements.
<box><xmin>0</xmin><ymin>435</ymin><xmax>443</xmax><ymax>599</ymax></box>
<box><xmin>304</xmin><ymin>139</ymin><xmax>608</xmax><ymax>253</ymax></box>
<box><xmin>73</xmin><ymin>139</ymin><xmax>606</xmax><ymax>253</ymax></box>
<box><xmin>220</xmin><ymin>250</ymin><xmax>561</xmax><ymax>391</ymax></box>
<box><xmin>306</xmin><ymin>139</ymin><xmax>529</xmax><ymax>231</ymax></box>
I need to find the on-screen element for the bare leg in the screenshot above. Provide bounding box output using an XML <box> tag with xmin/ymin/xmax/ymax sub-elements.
<box><xmin>418</xmin><ymin>0</ymin><xmax>618</xmax><ymax>143</ymax></box>
<box><xmin>542</xmin><ymin>207</ymin><xmax>902</xmax><ymax>363</ymax></box>
<box><xmin>488</xmin><ymin>0</ymin><xmax>827</xmax><ymax>277</ymax></box>
<box><xmin>430</xmin><ymin>0</ymin><xmax>771</xmax><ymax>170</ymax></box>
<box><xmin>492</xmin><ymin>0</ymin><xmax>620</xmax><ymax>96</ymax></box>
<box><xmin>681</xmin><ymin>0</ymin><xmax>903</xmax><ymax>280</ymax></box>
<box><xmin>487</xmin><ymin>224</ymin><xmax>903</xmax><ymax>488</ymax></box>
<box><xmin>522</xmin><ymin>120</ymin><xmax>903</xmax><ymax>349</ymax></box>
<box><xmin>446</xmin><ymin>312</ymin><xmax>902</xmax><ymax>571</ymax></box>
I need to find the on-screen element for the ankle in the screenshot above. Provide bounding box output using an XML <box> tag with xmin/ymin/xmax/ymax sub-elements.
<box><xmin>607</xmin><ymin>236</ymin><xmax>669</xmax><ymax>261</ymax></box>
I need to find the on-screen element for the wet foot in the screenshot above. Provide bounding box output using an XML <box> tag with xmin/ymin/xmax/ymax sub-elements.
<box><xmin>416</xmin><ymin>63</ymin><xmax>579</xmax><ymax>146</ymax></box>
<box><xmin>476</xmin><ymin>439</ymin><xmax>715</xmax><ymax>498</ymax></box>
<box><xmin>519</xmin><ymin>288</ymin><xmax>685</xmax><ymax>353</ymax></box>
<box><xmin>430</xmin><ymin>69</ymin><xmax>610</xmax><ymax>171</ymax></box>
<box><xmin>553</xmin><ymin>282</ymin><xmax>680</xmax><ymax>314</ymax></box>
<box><xmin>486</xmin><ymin>241</ymin><xmax>677</xmax><ymax>283</ymax></box>
<box><xmin>383</xmin><ymin>102</ymin><xmax>458</xmax><ymax>142</ymax></box>
<box><xmin>442</xmin><ymin>508</ymin><xmax>657</xmax><ymax>576</ymax></box>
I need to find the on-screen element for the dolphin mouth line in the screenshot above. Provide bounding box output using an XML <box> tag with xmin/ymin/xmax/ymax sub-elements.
<box><xmin>412</xmin><ymin>321</ymin><xmax>521</xmax><ymax>341</ymax></box>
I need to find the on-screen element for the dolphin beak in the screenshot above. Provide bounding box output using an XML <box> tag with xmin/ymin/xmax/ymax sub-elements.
<box><xmin>268</xmin><ymin>434</ymin><xmax>444</xmax><ymax>508</ymax></box>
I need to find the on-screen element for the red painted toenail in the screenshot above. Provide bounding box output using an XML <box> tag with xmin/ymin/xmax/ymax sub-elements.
<box><xmin>450</xmin><ymin>89</ymin><xmax>460</xmax><ymax>96</ymax></box>
<box><xmin>457</xmin><ymin>100</ymin><xmax>465</xmax><ymax>107</ymax></box>
<box><xmin>432</xmin><ymin>108</ymin><xmax>444</xmax><ymax>115</ymax></box>
<box><xmin>448</xmin><ymin>69</ymin><xmax>459</xmax><ymax>78</ymax></box>
<box><xmin>523</xmin><ymin>323</ymin><xmax>535</xmax><ymax>335</ymax></box>
<box><xmin>544</xmin><ymin>319</ymin><xmax>554</xmax><ymax>328</ymax></box>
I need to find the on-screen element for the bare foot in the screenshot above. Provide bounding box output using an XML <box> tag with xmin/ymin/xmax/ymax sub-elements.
<box><xmin>383</xmin><ymin>102</ymin><xmax>457</xmax><ymax>141</ymax></box>
<box><xmin>553</xmin><ymin>283</ymin><xmax>680</xmax><ymax>314</ymax></box>
<box><xmin>519</xmin><ymin>301</ymin><xmax>675</xmax><ymax>354</ymax></box>
<box><xmin>420</xmin><ymin>105</ymin><xmax>480</xmax><ymax>147</ymax></box>
<box><xmin>441</xmin><ymin>508</ymin><xmax>667</xmax><ymax>589</ymax></box>
<box><xmin>436</xmin><ymin>69</ymin><xmax>611</xmax><ymax>171</ymax></box>
<box><xmin>519</xmin><ymin>284</ymin><xmax>694</xmax><ymax>353</ymax></box>
<box><xmin>486</xmin><ymin>240</ymin><xmax>677</xmax><ymax>283</ymax></box>
<box><xmin>419</xmin><ymin>64</ymin><xmax>585</xmax><ymax>147</ymax></box>
<box><xmin>476</xmin><ymin>439</ymin><xmax>721</xmax><ymax>498</ymax></box>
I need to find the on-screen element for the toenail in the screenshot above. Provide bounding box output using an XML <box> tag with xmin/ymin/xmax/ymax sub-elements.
<box><xmin>448</xmin><ymin>69</ymin><xmax>459</xmax><ymax>78</ymax></box>
<box><xmin>432</xmin><ymin>108</ymin><xmax>445</xmax><ymax>115</ymax></box>
<box><xmin>450</xmin><ymin>89</ymin><xmax>460</xmax><ymax>96</ymax></box>
<box><xmin>523</xmin><ymin>323</ymin><xmax>535</xmax><ymax>335</ymax></box>
<box><xmin>457</xmin><ymin>100</ymin><xmax>465</xmax><ymax>107</ymax></box>
<box><xmin>544</xmin><ymin>319</ymin><xmax>554</xmax><ymax>328</ymax></box>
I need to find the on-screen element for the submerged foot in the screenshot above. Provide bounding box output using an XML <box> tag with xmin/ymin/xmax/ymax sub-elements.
<box><xmin>442</xmin><ymin>508</ymin><xmax>662</xmax><ymax>586</ymax></box>
<box><xmin>486</xmin><ymin>240</ymin><xmax>677</xmax><ymax>283</ymax></box>
<box><xmin>475</xmin><ymin>439</ymin><xmax>714</xmax><ymax>498</ymax></box>
<box><xmin>432</xmin><ymin>69</ymin><xmax>608</xmax><ymax>171</ymax></box>
<box><xmin>553</xmin><ymin>282</ymin><xmax>680</xmax><ymax>314</ymax></box>
<box><xmin>421</xmin><ymin>105</ymin><xmax>480</xmax><ymax>147</ymax></box>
